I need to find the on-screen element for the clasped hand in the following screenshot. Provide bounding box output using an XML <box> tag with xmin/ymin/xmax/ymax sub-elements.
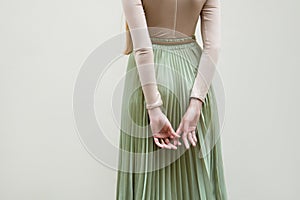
<box><xmin>148</xmin><ymin>98</ymin><xmax>203</xmax><ymax>149</ymax></box>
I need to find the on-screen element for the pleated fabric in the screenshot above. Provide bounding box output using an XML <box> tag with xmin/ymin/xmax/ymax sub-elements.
<box><xmin>116</xmin><ymin>37</ymin><xmax>228</xmax><ymax>200</ymax></box>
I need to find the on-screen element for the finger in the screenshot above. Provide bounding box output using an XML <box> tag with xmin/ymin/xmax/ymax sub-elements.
<box><xmin>174</xmin><ymin>139</ymin><xmax>177</xmax><ymax>146</ymax></box>
<box><xmin>192</xmin><ymin>130</ymin><xmax>197</xmax><ymax>142</ymax></box>
<box><xmin>161</xmin><ymin>138</ymin><xmax>171</xmax><ymax>149</ymax></box>
<box><xmin>175</xmin><ymin>122</ymin><xmax>183</xmax><ymax>136</ymax></box>
<box><xmin>173</xmin><ymin>138</ymin><xmax>178</xmax><ymax>146</ymax></box>
<box><xmin>164</xmin><ymin>138</ymin><xmax>170</xmax><ymax>144</ymax></box>
<box><xmin>167</xmin><ymin>122</ymin><xmax>180</xmax><ymax>138</ymax></box>
<box><xmin>174</xmin><ymin>123</ymin><xmax>183</xmax><ymax>146</ymax></box>
<box><xmin>182</xmin><ymin>132</ymin><xmax>190</xmax><ymax>149</ymax></box>
<box><xmin>165</xmin><ymin>138</ymin><xmax>177</xmax><ymax>149</ymax></box>
<box><xmin>176</xmin><ymin>137</ymin><xmax>182</xmax><ymax>145</ymax></box>
<box><xmin>173</xmin><ymin>138</ymin><xmax>181</xmax><ymax>146</ymax></box>
<box><xmin>182</xmin><ymin>122</ymin><xmax>191</xmax><ymax>149</ymax></box>
<box><xmin>154</xmin><ymin>138</ymin><xmax>164</xmax><ymax>148</ymax></box>
<box><xmin>172</xmin><ymin>129</ymin><xmax>181</xmax><ymax>138</ymax></box>
<box><xmin>188</xmin><ymin>132</ymin><xmax>196</xmax><ymax>146</ymax></box>
<box><xmin>168</xmin><ymin>142</ymin><xmax>178</xmax><ymax>150</ymax></box>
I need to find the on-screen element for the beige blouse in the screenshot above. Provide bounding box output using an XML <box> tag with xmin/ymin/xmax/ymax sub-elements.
<box><xmin>121</xmin><ymin>0</ymin><xmax>221</xmax><ymax>108</ymax></box>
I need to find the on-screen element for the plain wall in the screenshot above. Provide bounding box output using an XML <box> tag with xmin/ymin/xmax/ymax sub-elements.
<box><xmin>0</xmin><ymin>0</ymin><xmax>299</xmax><ymax>199</ymax></box>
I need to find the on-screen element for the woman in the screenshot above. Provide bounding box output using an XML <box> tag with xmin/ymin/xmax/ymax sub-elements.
<box><xmin>116</xmin><ymin>0</ymin><xmax>228</xmax><ymax>199</ymax></box>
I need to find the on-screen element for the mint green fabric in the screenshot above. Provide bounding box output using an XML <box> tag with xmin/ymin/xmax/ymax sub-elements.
<box><xmin>116</xmin><ymin>38</ymin><xmax>228</xmax><ymax>200</ymax></box>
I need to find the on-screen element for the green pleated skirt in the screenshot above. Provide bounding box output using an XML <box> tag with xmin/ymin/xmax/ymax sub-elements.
<box><xmin>116</xmin><ymin>36</ymin><xmax>228</xmax><ymax>200</ymax></box>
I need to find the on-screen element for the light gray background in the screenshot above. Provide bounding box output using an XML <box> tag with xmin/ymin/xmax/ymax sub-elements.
<box><xmin>0</xmin><ymin>0</ymin><xmax>299</xmax><ymax>199</ymax></box>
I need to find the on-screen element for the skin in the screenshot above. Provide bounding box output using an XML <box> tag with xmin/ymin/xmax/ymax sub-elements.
<box><xmin>148</xmin><ymin>98</ymin><xmax>203</xmax><ymax>149</ymax></box>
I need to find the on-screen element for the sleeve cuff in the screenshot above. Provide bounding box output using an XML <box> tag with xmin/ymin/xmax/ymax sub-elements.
<box><xmin>189</xmin><ymin>95</ymin><xmax>206</xmax><ymax>104</ymax></box>
<box><xmin>145</xmin><ymin>93</ymin><xmax>163</xmax><ymax>110</ymax></box>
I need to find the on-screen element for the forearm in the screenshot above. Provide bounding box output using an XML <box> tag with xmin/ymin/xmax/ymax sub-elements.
<box><xmin>190</xmin><ymin>0</ymin><xmax>221</xmax><ymax>103</ymax></box>
<box><xmin>133</xmin><ymin>47</ymin><xmax>163</xmax><ymax>109</ymax></box>
<box><xmin>122</xmin><ymin>0</ymin><xmax>163</xmax><ymax>110</ymax></box>
<box><xmin>189</xmin><ymin>46</ymin><xmax>220</xmax><ymax>102</ymax></box>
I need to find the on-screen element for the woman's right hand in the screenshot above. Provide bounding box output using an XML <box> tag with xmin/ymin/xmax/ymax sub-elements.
<box><xmin>147</xmin><ymin>107</ymin><xmax>180</xmax><ymax>149</ymax></box>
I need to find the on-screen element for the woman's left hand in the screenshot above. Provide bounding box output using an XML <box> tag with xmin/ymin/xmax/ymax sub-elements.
<box><xmin>173</xmin><ymin>98</ymin><xmax>203</xmax><ymax>149</ymax></box>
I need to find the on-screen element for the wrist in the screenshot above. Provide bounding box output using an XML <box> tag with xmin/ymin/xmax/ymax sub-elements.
<box><xmin>189</xmin><ymin>97</ymin><xmax>203</xmax><ymax>104</ymax></box>
<box><xmin>147</xmin><ymin>106</ymin><xmax>162</xmax><ymax>115</ymax></box>
<box><xmin>189</xmin><ymin>97</ymin><xmax>203</xmax><ymax>109</ymax></box>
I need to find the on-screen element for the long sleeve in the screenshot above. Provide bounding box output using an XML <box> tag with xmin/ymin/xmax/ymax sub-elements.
<box><xmin>121</xmin><ymin>0</ymin><xmax>163</xmax><ymax>110</ymax></box>
<box><xmin>190</xmin><ymin>0</ymin><xmax>221</xmax><ymax>103</ymax></box>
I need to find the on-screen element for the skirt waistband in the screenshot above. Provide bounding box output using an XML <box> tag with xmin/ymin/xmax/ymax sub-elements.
<box><xmin>150</xmin><ymin>35</ymin><xmax>197</xmax><ymax>45</ymax></box>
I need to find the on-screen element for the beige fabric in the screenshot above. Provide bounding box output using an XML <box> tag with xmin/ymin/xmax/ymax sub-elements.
<box><xmin>121</xmin><ymin>0</ymin><xmax>221</xmax><ymax>106</ymax></box>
